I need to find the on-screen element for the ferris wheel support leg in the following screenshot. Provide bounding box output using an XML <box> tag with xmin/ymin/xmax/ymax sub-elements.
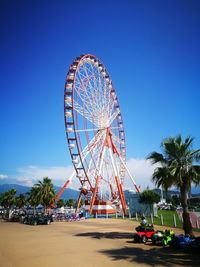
<box><xmin>110</xmin><ymin>184</ymin><xmax>116</xmax><ymax>200</ymax></box>
<box><xmin>114</xmin><ymin>176</ymin><xmax>127</xmax><ymax>216</ymax></box>
<box><xmin>118</xmin><ymin>156</ymin><xmax>140</xmax><ymax>193</ymax></box>
<box><xmin>76</xmin><ymin>191</ymin><xmax>83</xmax><ymax>214</ymax></box>
<box><xmin>89</xmin><ymin>144</ymin><xmax>106</xmax><ymax>215</ymax></box>
<box><xmin>108</xmin><ymin>148</ymin><xmax>127</xmax><ymax>216</ymax></box>
<box><xmin>89</xmin><ymin>176</ymin><xmax>100</xmax><ymax>215</ymax></box>
<box><xmin>51</xmin><ymin>171</ymin><xmax>76</xmax><ymax>208</ymax></box>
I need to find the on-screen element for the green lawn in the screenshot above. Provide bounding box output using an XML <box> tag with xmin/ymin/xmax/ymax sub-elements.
<box><xmin>146</xmin><ymin>210</ymin><xmax>182</xmax><ymax>228</ymax></box>
<box><xmin>135</xmin><ymin>210</ymin><xmax>200</xmax><ymax>232</ymax></box>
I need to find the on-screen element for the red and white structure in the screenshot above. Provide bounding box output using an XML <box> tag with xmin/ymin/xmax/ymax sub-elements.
<box><xmin>53</xmin><ymin>54</ymin><xmax>140</xmax><ymax>215</ymax></box>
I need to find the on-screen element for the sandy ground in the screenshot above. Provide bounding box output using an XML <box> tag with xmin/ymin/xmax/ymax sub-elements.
<box><xmin>0</xmin><ymin>219</ymin><xmax>199</xmax><ymax>267</ymax></box>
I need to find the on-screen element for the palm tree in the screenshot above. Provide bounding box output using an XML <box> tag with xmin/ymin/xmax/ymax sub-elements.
<box><xmin>1</xmin><ymin>189</ymin><xmax>16</xmax><ymax>209</ymax></box>
<box><xmin>147</xmin><ymin>135</ymin><xmax>200</xmax><ymax>235</ymax></box>
<box><xmin>36</xmin><ymin>177</ymin><xmax>55</xmax><ymax>214</ymax></box>
<box><xmin>27</xmin><ymin>186</ymin><xmax>41</xmax><ymax>215</ymax></box>
<box><xmin>15</xmin><ymin>194</ymin><xmax>26</xmax><ymax>209</ymax></box>
<box><xmin>0</xmin><ymin>189</ymin><xmax>16</xmax><ymax>219</ymax></box>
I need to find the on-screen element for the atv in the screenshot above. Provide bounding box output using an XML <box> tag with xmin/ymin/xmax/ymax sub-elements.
<box><xmin>171</xmin><ymin>234</ymin><xmax>195</xmax><ymax>249</ymax></box>
<box><xmin>134</xmin><ymin>224</ymin><xmax>156</xmax><ymax>243</ymax></box>
<box><xmin>151</xmin><ymin>230</ymin><xmax>165</xmax><ymax>245</ymax></box>
<box><xmin>162</xmin><ymin>230</ymin><xmax>175</xmax><ymax>246</ymax></box>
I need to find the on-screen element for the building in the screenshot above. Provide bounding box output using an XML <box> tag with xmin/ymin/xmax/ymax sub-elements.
<box><xmin>124</xmin><ymin>190</ymin><xmax>157</xmax><ymax>217</ymax></box>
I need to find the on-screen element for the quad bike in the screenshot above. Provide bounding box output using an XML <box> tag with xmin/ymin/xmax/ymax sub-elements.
<box><xmin>171</xmin><ymin>234</ymin><xmax>195</xmax><ymax>249</ymax></box>
<box><xmin>134</xmin><ymin>224</ymin><xmax>156</xmax><ymax>243</ymax></box>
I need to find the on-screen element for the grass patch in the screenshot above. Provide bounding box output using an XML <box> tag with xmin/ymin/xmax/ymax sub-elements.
<box><xmin>146</xmin><ymin>210</ymin><xmax>182</xmax><ymax>228</ymax></box>
<box><xmin>132</xmin><ymin>210</ymin><xmax>200</xmax><ymax>232</ymax></box>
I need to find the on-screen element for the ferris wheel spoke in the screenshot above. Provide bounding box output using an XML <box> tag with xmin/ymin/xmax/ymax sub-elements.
<box><xmin>76</xmin><ymin>73</ymin><xmax>98</xmax><ymax>101</ymax></box>
<box><xmin>111</xmin><ymin>132</ymin><xmax>123</xmax><ymax>145</ymax></box>
<box><xmin>73</xmin><ymin>80</ymin><xmax>107</xmax><ymax>128</ymax></box>
<box><xmin>108</xmin><ymin>110</ymin><xmax>120</xmax><ymax>127</ymax></box>
<box><xmin>79</xmin><ymin>63</ymin><xmax>112</xmax><ymax>125</ymax></box>
<box><xmin>91</xmin><ymin>63</ymin><xmax>103</xmax><ymax>101</ymax></box>
<box><xmin>84</xmin><ymin>64</ymin><xmax>104</xmax><ymax>107</ymax></box>
<box><xmin>79</xmin><ymin>129</ymin><xmax>105</xmax><ymax>160</ymax></box>
<box><xmin>74</xmin><ymin>128</ymin><xmax>99</xmax><ymax>133</ymax></box>
<box><xmin>73</xmin><ymin>86</ymin><xmax>95</xmax><ymax>114</ymax></box>
<box><xmin>84</xmin><ymin>131</ymin><xmax>106</xmax><ymax>183</ymax></box>
<box><xmin>75</xmin><ymin>72</ymin><xmax>99</xmax><ymax>112</ymax></box>
<box><xmin>75</xmin><ymin>82</ymin><xmax>113</xmax><ymax>129</ymax></box>
<box><xmin>73</xmin><ymin>100</ymin><xmax>99</xmax><ymax>127</ymax></box>
<box><xmin>81</xmin><ymin>64</ymin><xmax>101</xmax><ymax>109</ymax></box>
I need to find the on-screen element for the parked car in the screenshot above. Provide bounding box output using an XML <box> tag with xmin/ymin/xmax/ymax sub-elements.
<box><xmin>9</xmin><ymin>211</ymin><xmax>23</xmax><ymax>222</ymax></box>
<box><xmin>23</xmin><ymin>214</ymin><xmax>53</xmax><ymax>225</ymax></box>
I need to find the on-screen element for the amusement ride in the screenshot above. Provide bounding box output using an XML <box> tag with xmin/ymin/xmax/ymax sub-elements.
<box><xmin>53</xmin><ymin>54</ymin><xmax>140</xmax><ymax>215</ymax></box>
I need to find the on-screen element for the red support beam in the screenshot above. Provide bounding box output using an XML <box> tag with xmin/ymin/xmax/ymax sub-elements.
<box><xmin>76</xmin><ymin>191</ymin><xmax>83</xmax><ymax>213</ymax></box>
<box><xmin>51</xmin><ymin>179</ymin><xmax>70</xmax><ymax>208</ymax></box>
<box><xmin>115</xmin><ymin>176</ymin><xmax>127</xmax><ymax>216</ymax></box>
<box><xmin>89</xmin><ymin>176</ymin><xmax>100</xmax><ymax>215</ymax></box>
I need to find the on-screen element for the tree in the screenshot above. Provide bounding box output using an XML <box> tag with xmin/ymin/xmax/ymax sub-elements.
<box><xmin>0</xmin><ymin>189</ymin><xmax>16</xmax><ymax>209</ymax></box>
<box><xmin>139</xmin><ymin>189</ymin><xmax>160</xmax><ymax>214</ymax></box>
<box><xmin>36</xmin><ymin>177</ymin><xmax>55</xmax><ymax>214</ymax></box>
<box><xmin>147</xmin><ymin>135</ymin><xmax>200</xmax><ymax>235</ymax></box>
<box><xmin>66</xmin><ymin>198</ymin><xmax>76</xmax><ymax>208</ymax></box>
<box><xmin>15</xmin><ymin>194</ymin><xmax>26</xmax><ymax>209</ymax></box>
<box><xmin>56</xmin><ymin>199</ymin><xmax>65</xmax><ymax>208</ymax></box>
<box><xmin>27</xmin><ymin>186</ymin><xmax>41</xmax><ymax>215</ymax></box>
<box><xmin>171</xmin><ymin>195</ymin><xmax>180</xmax><ymax>207</ymax></box>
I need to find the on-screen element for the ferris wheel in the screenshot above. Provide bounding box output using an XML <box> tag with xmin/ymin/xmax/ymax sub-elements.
<box><xmin>54</xmin><ymin>54</ymin><xmax>140</xmax><ymax>215</ymax></box>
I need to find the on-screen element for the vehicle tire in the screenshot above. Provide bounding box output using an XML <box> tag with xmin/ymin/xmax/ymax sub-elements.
<box><xmin>142</xmin><ymin>235</ymin><xmax>147</xmax><ymax>244</ymax></box>
<box><xmin>152</xmin><ymin>239</ymin><xmax>156</xmax><ymax>245</ymax></box>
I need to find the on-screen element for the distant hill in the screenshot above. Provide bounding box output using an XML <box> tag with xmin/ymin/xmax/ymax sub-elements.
<box><xmin>54</xmin><ymin>186</ymin><xmax>79</xmax><ymax>200</ymax></box>
<box><xmin>0</xmin><ymin>184</ymin><xmax>29</xmax><ymax>195</ymax></box>
<box><xmin>0</xmin><ymin>184</ymin><xmax>79</xmax><ymax>200</ymax></box>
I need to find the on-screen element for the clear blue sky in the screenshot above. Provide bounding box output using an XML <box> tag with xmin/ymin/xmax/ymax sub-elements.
<box><xmin>0</xmin><ymin>0</ymin><xmax>200</xmax><ymax>189</ymax></box>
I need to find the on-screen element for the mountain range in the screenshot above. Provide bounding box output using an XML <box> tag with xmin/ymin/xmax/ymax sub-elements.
<box><xmin>0</xmin><ymin>183</ymin><xmax>199</xmax><ymax>199</ymax></box>
<box><xmin>0</xmin><ymin>184</ymin><xmax>79</xmax><ymax>200</ymax></box>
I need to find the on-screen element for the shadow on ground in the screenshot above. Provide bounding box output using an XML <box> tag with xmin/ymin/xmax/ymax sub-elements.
<box><xmin>76</xmin><ymin>231</ymin><xmax>199</xmax><ymax>266</ymax></box>
<box><xmin>75</xmin><ymin>231</ymin><xmax>134</xmax><ymax>239</ymax></box>
<box><xmin>100</xmin><ymin>246</ymin><xmax>200</xmax><ymax>267</ymax></box>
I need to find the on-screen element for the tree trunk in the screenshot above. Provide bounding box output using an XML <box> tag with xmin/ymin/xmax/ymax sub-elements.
<box><xmin>44</xmin><ymin>205</ymin><xmax>47</xmax><ymax>215</ymax></box>
<box><xmin>33</xmin><ymin>206</ymin><xmax>36</xmax><ymax>215</ymax></box>
<box><xmin>180</xmin><ymin>182</ymin><xmax>193</xmax><ymax>235</ymax></box>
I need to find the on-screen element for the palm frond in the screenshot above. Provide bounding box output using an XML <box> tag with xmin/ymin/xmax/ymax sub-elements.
<box><xmin>147</xmin><ymin>152</ymin><xmax>166</xmax><ymax>165</ymax></box>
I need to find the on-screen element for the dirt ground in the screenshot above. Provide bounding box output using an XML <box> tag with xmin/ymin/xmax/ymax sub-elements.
<box><xmin>0</xmin><ymin>219</ymin><xmax>199</xmax><ymax>267</ymax></box>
